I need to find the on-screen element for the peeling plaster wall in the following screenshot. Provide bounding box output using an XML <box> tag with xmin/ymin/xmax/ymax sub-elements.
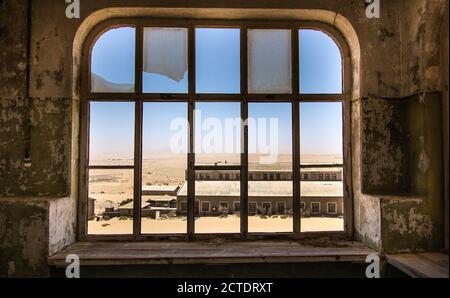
<box><xmin>361</xmin><ymin>98</ymin><xmax>410</xmax><ymax>195</ymax></box>
<box><xmin>358</xmin><ymin>93</ymin><xmax>444</xmax><ymax>252</ymax></box>
<box><xmin>0</xmin><ymin>198</ymin><xmax>49</xmax><ymax>277</ymax></box>
<box><xmin>0</xmin><ymin>0</ymin><xmax>28</xmax><ymax>99</ymax></box>
<box><xmin>354</xmin><ymin>0</ymin><xmax>448</xmax><ymax>253</ymax></box>
<box><xmin>400</xmin><ymin>0</ymin><xmax>448</xmax><ymax>96</ymax></box>
<box><xmin>0</xmin><ymin>98</ymin><xmax>71</xmax><ymax>197</ymax></box>
<box><xmin>0</xmin><ymin>0</ymin><xmax>448</xmax><ymax>276</ymax></box>
<box><xmin>380</xmin><ymin>197</ymin><xmax>437</xmax><ymax>253</ymax></box>
<box><xmin>0</xmin><ymin>197</ymin><xmax>75</xmax><ymax>277</ymax></box>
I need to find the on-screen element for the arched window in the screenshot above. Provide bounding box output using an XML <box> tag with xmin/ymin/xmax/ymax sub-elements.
<box><xmin>80</xmin><ymin>20</ymin><xmax>350</xmax><ymax>240</ymax></box>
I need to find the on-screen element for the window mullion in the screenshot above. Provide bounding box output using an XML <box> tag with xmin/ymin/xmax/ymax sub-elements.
<box><xmin>133</xmin><ymin>25</ymin><xmax>143</xmax><ymax>238</ymax></box>
<box><xmin>187</xmin><ymin>25</ymin><xmax>196</xmax><ymax>239</ymax></box>
<box><xmin>240</xmin><ymin>25</ymin><xmax>249</xmax><ymax>239</ymax></box>
<box><xmin>292</xmin><ymin>27</ymin><xmax>301</xmax><ymax>236</ymax></box>
<box><xmin>133</xmin><ymin>100</ymin><xmax>143</xmax><ymax>237</ymax></box>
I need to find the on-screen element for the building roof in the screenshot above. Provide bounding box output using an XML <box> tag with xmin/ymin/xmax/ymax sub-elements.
<box><xmin>142</xmin><ymin>195</ymin><xmax>177</xmax><ymax>202</ymax></box>
<box><xmin>142</xmin><ymin>185</ymin><xmax>180</xmax><ymax>192</ymax></box>
<box><xmin>178</xmin><ymin>181</ymin><xmax>343</xmax><ymax>198</ymax></box>
<box><xmin>117</xmin><ymin>201</ymin><xmax>150</xmax><ymax>210</ymax></box>
<box><xmin>299</xmin><ymin>167</ymin><xmax>342</xmax><ymax>172</ymax></box>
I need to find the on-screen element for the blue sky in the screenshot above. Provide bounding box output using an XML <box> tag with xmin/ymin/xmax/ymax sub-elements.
<box><xmin>89</xmin><ymin>27</ymin><xmax>343</xmax><ymax>160</ymax></box>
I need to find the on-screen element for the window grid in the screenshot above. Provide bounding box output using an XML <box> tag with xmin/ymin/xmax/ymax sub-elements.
<box><xmin>81</xmin><ymin>19</ymin><xmax>350</xmax><ymax>241</ymax></box>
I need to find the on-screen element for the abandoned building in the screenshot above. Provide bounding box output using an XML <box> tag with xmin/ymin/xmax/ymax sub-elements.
<box><xmin>177</xmin><ymin>180</ymin><xmax>344</xmax><ymax>217</ymax></box>
<box><xmin>0</xmin><ymin>0</ymin><xmax>449</xmax><ymax>279</ymax></box>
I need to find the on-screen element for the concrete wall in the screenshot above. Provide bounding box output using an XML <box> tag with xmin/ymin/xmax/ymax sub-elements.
<box><xmin>0</xmin><ymin>0</ymin><xmax>448</xmax><ymax>276</ymax></box>
<box><xmin>352</xmin><ymin>0</ymin><xmax>448</xmax><ymax>253</ymax></box>
<box><xmin>0</xmin><ymin>197</ymin><xmax>75</xmax><ymax>277</ymax></box>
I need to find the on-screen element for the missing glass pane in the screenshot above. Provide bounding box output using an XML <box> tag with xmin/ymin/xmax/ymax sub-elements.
<box><xmin>299</xmin><ymin>29</ymin><xmax>342</xmax><ymax>94</ymax></box>
<box><xmin>87</xmin><ymin>169</ymin><xmax>134</xmax><ymax>235</ymax></box>
<box><xmin>300</xmin><ymin>102</ymin><xmax>344</xmax><ymax>232</ymax></box>
<box><xmin>141</xmin><ymin>102</ymin><xmax>188</xmax><ymax>234</ymax></box>
<box><xmin>248</xmin><ymin>103</ymin><xmax>293</xmax><ymax>233</ymax></box>
<box><xmin>195</xmin><ymin>102</ymin><xmax>241</xmax><ymax>165</ymax></box>
<box><xmin>196</xmin><ymin>28</ymin><xmax>240</xmax><ymax>94</ymax></box>
<box><xmin>91</xmin><ymin>27</ymin><xmax>135</xmax><ymax>93</ymax></box>
<box><xmin>89</xmin><ymin>102</ymin><xmax>135</xmax><ymax>166</ymax></box>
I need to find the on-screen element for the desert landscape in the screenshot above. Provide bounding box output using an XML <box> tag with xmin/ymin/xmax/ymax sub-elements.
<box><xmin>87</xmin><ymin>154</ymin><xmax>344</xmax><ymax>234</ymax></box>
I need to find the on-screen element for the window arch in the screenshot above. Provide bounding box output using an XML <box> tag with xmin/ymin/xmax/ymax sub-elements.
<box><xmin>79</xmin><ymin>19</ymin><xmax>352</xmax><ymax>241</ymax></box>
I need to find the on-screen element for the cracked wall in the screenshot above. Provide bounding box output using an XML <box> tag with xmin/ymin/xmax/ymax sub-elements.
<box><xmin>0</xmin><ymin>0</ymin><xmax>448</xmax><ymax>276</ymax></box>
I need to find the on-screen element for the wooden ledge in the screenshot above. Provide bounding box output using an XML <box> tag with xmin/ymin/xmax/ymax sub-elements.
<box><xmin>48</xmin><ymin>240</ymin><xmax>375</xmax><ymax>267</ymax></box>
<box><xmin>386</xmin><ymin>253</ymin><xmax>449</xmax><ymax>278</ymax></box>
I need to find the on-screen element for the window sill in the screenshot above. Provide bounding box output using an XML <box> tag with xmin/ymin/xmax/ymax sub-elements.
<box><xmin>48</xmin><ymin>239</ymin><xmax>375</xmax><ymax>267</ymax></box>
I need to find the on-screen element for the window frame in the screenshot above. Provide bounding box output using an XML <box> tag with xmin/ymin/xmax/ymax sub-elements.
<box><xmin>327</xmin><ymin>202</ymin><xmax>338</xmax><ymax>215</ymax></box>
<box><xmin>276</xmin><ymin>201</ymin><xmax>287</xmax><ymax>214</ymax></box>
<box><xmin>262</xmin><ymin>201</ymin><xmax>273</xmax><ymax>214</ymax></box>
<box><xmin>311</xmin><ymin>202</ymin><xmax>321</xmax><ymax>215</ymax></box>
<box><xmin>248</xmin><ymin>201</ymin><xmax>258</xmax><ymax>215</ymax></box>
<box><xmin>201</xmin><ymin>201</ymin><xmax>211</xmax><ymax>213</ymax></box>
<box><xmin>233</xmin><ymin>201</ymin><xmax>241</xmax><ymax>213</ymax></box>
<box><xmin>219</xmin><ymin>201</ymin><xmax>230</xmax><ymax>211</ymax></box>
<box><xmin>79</xmin><ymin>18</ymin><xmax>353</xmax><ymax>241</ymax></box>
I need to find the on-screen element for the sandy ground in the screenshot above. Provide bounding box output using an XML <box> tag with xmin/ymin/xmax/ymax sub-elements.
<box><xmin>88</xmin><ymin>154</ymin><xmax>344</xmax><ymax>234</ymax></box>
<box><xmin>89</xmin><ymin>154</ymin><xmax>342</xmax><ymax>212</ymax></box>
<box><xmin>88</xmin><ymin>215</ymin><xmax>343</xmax><ymax>234</ymax></box>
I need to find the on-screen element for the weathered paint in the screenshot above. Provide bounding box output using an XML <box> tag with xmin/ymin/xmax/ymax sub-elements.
<box><xmin>0</xmin><ymin>0</ymin><xmax>448</xmax><ymax>276</ymax></box>
<box><xmin>380</xmin><ymin>197</ymin><xmax>437</xmax><ymax>253</ymax></box>
<box><xmin>361</xmin><ymin>98</ymin><xmax>409</xmax><ymax>195</ymax></box>
<box><xmin>0</xmin><ymin>197</ymin><xmax>76</xmax><ymax>277</ymax></box>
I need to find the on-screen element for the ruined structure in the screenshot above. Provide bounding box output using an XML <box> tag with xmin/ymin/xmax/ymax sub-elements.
<box><xmin>0</xmin><ymin>0</ymin><xmax>448</xmax><ymax>278</ymax></box>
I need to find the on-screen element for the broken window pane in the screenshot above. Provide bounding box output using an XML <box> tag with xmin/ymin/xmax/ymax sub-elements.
<box><xmin>89</xmin><ymin>102</ymin><xmax>135</xmax><ymax>166</ymax></box>
<box><xmin>248</xmin><ymin>29</ymin><xmax>292</xmax><ymax>94</ymax></box>
<box><xmin>299</xmin><ymin>29</ymin><xmax>342</xmax><ymax>94</ymax></box>
<box><xmin>196</xmin><ymin>28</ymin><xmax>240</xmax><ymax>93</ymax></box>
<box><xmin>143</xmin><ymin>27</ymin><xmax>188</xmax><ymax>93</ymax></box>
<box><xmin>91</xmin><ymin>27</ymin><xmax>135</xmax><ymax>93</ymax></box>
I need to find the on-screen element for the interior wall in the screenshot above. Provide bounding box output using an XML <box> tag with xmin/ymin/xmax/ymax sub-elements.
<box><xmin>0</xmin><ymin>0</ymin><xmax>448</xmax><ymax>276</ymax></box>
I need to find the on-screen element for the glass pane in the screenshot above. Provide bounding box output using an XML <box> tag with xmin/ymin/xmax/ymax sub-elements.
<box><xmin>195</xmin><ymin>102</ymin><xmax>241</xmax><ymax>165</ymax></box>
<box><xmin>196</xmin><ymin>28</ymin><xmax>240</xmax><ymax>93</ymax></box>
<box><xmin>141</xmin><ymin>103</ymin><xmax>188</xmax><ymax>234</ymax></box>
<box><xmin>87</xmin><ymin>169</ymin><xmax>134</xmax><ymax>235</ymax></box>
<box><xmin>143</xmin><ymin>27</ymin><xmax>188</xmax><ymax>93</ymax></box>
<box><xmin>89</xmin><ymin>102</ymin><xmax>135</xmax><ymax>166</ymax></box>
<box><xmin>91</xmin><ymin>27</ymin><xmax>135</xmax><ymax>93</ymax></box>
<box><xmin>248</xmin><ymin>103</ymin><xmax>293</xmax><ymax>233</ymax></box>
<box><xmin>300</xmin><ymin>102</ymin><xmax>344</xmax><ymax>232</ymax></box>
<box><xmin>193</xmin><ymin>178</ymin><xmax>241</xmax><ymax>234</ymax></box>
<box><xmin>248</xmin><ymin>29</ymin><xmax>292</xmax><ymax>94</ymax></box>
<box><xmin>299</xmin><ymin>29</ymin><xmax>342</xmax><ymax>94</ymax></box>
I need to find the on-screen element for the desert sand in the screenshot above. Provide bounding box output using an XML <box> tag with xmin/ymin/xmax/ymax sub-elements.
<box><xmin>88</xmin><ymin>215</ymin><xmax>343</xmax><ymax>234</ymax></box>
<box><xmin>88</xmin><ymin>154</ymin><xmax>344</xmax><ymax>234</ymax></box>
